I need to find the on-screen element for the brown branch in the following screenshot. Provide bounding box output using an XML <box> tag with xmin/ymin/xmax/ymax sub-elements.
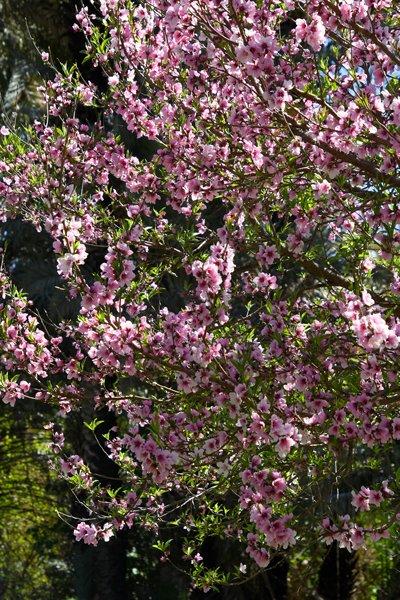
<box><xmin>282</xmin><ymin>114</ymin><xmax>400</xmax><ymax>187</ymax></box>
<box><xmin>323</xmin><ymin>0</ymin><xmax>400</xmax><ymax>69</ymax></box>
<box><xmin>280</xmin><ymin>246</ymin><xmax>400</xmax><ymax>315</ymax></box>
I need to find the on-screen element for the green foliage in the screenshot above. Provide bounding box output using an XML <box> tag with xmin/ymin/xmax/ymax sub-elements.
<box><xmin>0</xmin><ymin>406</ymin><xmax>74</xmax><ymax>599</ymax></box>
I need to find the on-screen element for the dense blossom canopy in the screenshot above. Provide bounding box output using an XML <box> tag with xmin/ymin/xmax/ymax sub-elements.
<box><xmin>1</xmin><ymin>0</ymin><xmax>400</xmax><ymax>589</ymax></box>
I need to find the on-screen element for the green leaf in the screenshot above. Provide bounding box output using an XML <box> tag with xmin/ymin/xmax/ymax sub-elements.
<box><xmin>152</xmin><ymin>539</ymin><xmax>173</xmax><ymax>553</ymax></box>
<box><xmin>395</xmin><ymin>467</ymin><xmax>400</xmax><ymax>489</ymax></box>
<box><xmin>83</xmin><ymin>418</ymin><xmax>105</xmax><ymax>432</ymax></box>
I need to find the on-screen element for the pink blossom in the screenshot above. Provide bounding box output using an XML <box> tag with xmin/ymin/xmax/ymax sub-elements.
<box><xmin>74</xmin><ymin>522</ymin><xmax>98</xmax><ymax>546</ymax></box>
<box><xmin>295</xmin><ymin>16</ymin><xmax>326</xmax><ymax>52</ymax></box>
<box><xmin>352</xmin><ymin>313</ymin><xmax>396</xmax><ymax>350</ymax></box>
<box><xmin>275</xmin><ymin>436</ymin><xmax>297</xmax><ymax>458</ymax></box>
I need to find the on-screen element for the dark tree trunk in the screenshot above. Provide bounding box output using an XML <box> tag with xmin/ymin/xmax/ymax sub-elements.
<box><xmin>317</xmin><ymin>543</ymin><xmax>358</xmax><ymax>600</ymax></box>
<box><xmin>71</xmin><ymin>405</ymin><xmax>130</xmax><ymax>600</ymax></box>
<box><xmin>74</xmin><ymin>535</ymin><xmax>128</xmax><ymax>600</ymax></box>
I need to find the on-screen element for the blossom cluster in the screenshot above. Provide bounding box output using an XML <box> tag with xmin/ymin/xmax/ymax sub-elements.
<box><xmin>1</xmin><ymin>0</ymin><xmax>400</xmax><ymax>588</ymax></box>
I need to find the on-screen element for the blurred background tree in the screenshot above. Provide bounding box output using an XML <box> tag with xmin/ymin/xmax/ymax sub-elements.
<box><xmin>0</xmin><ymin>401</ymin><xmax>74</xmax><ymax>599</ymax></box>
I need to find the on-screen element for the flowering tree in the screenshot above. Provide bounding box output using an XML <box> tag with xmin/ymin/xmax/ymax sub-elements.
<box><xmin>1</xmin><ymin>0</ymin><xmax>400</xmax><ymax>591</ymax></box>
